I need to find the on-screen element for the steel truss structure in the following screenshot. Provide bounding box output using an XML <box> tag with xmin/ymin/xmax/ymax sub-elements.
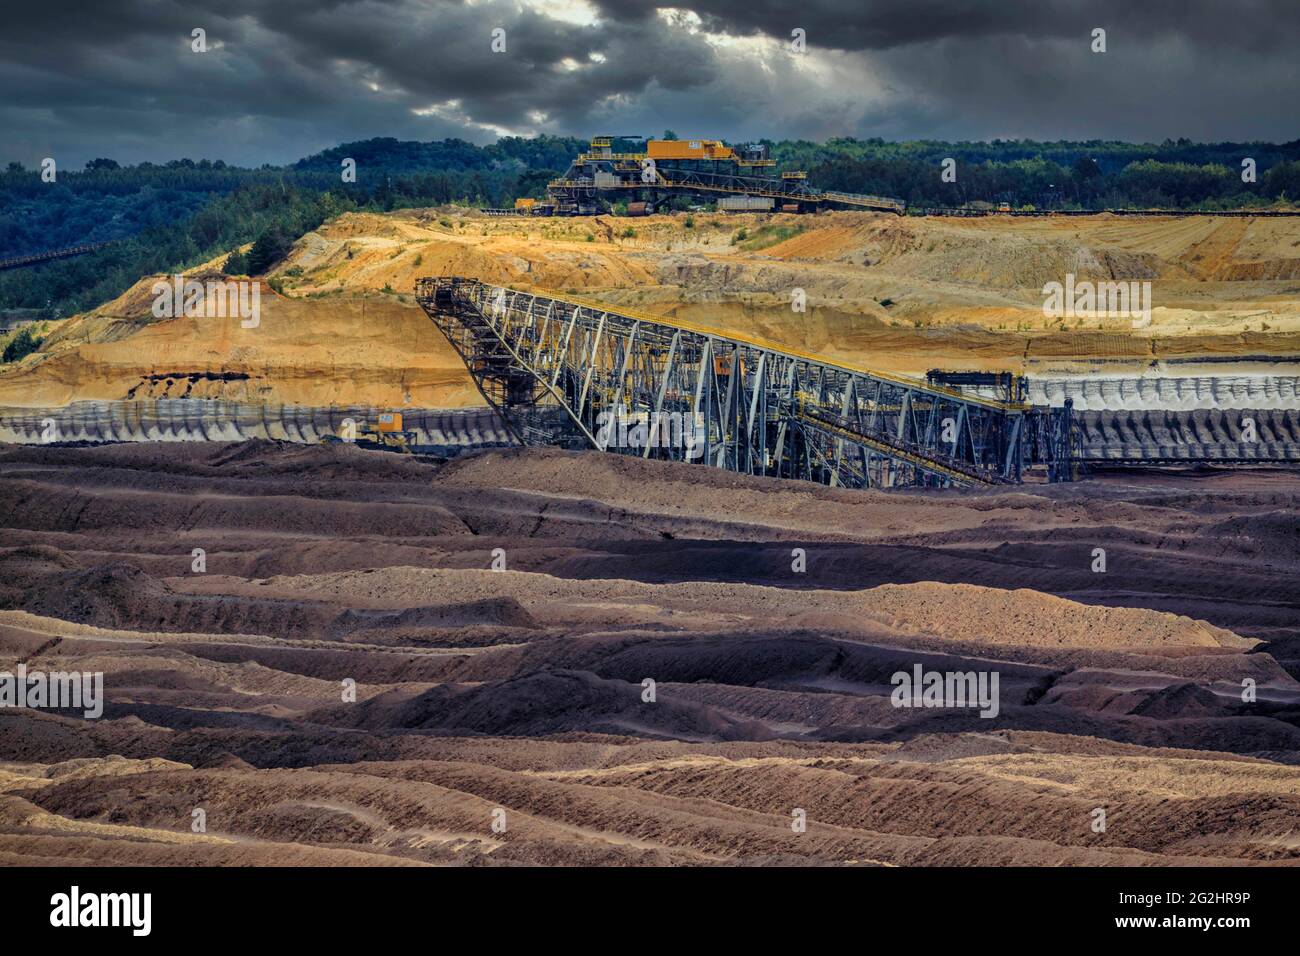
<box><xmin>416</xmin><ymin>277</ymin><xmax>1049</xmax><ymax>489</ymax></box>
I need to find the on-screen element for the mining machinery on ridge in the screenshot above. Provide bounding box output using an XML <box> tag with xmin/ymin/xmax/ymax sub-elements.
<box><xmin>544</xmin><ymin>135</ymin><xmax>906</xmax><ymax>216</ymax></box>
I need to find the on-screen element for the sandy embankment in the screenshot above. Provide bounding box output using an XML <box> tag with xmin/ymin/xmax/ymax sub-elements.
<box><xmin>3</xmin><ymin>209</ymin><xmax>1300</xmax><ymax>409</ymax></box>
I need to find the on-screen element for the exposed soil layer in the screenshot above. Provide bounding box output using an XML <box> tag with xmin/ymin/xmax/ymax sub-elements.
<box><xmin>3</xmin><ymin>209</ymin><xmax>1299</xmax><ymax>409</ymax></box>
<box><xmin>2</xmin><ymin>441</ymin><xmax>1299</xmax><ymax>866</ymax></box>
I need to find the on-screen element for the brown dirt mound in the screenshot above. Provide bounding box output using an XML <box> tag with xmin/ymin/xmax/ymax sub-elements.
<box><xmin>3</xmin><ymin>441</ymin><xmax>1299</xmax><ymax>866</ymax></box>
<box><xmin>858</xmin><ymin>582</ymin><xmax>1251</xmax><ymax>650</ymax></box>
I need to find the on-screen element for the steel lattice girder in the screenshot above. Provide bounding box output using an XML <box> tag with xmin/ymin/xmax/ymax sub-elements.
<box><xmin>416</xmin><ymin>277</ymin><xmax>1029</xmax><ymax>488</ymax></box>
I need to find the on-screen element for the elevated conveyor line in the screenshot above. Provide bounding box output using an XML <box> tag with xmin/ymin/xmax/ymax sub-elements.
<box><xmin>506</xmin><ymin>286</ymin><xmax>1024</xmax><ymax>413</ymax></box>
<box><xmin>548</xmin><ymin>172</ymin><xmax>905</xmax><ymax>214</ymax></box>
<box><xmin>0</xmin><ymin>240</ymin><xmax>116</xmax><ymax>271</ymax></box>
<box><xmin>416</xmin><ymin>276</ymin><xmax>1036</xmax><ymax>490</ymax></box>
<box><xmin>795</xmin><ymin>406</ymin><xmax>1016</xmax><ymax>485</ymax></box>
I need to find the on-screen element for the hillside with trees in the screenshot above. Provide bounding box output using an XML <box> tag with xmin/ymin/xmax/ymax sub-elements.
<box><xmin>3</xmin><ymin>135</ymin><xmax>1299</xmax><ymax>320</ymax></box>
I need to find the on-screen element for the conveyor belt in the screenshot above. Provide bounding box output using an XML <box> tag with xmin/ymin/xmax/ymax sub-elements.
<box><xmin>416</xmin><ymin>277</ymin><xmax>1034</xmax><ymax>489</ymax></box>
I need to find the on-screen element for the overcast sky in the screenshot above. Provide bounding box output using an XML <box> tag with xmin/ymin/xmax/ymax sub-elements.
<box><xmin>4</xmin><ymin>0</ymin><xmax>1298</xmax><ymax>168</ymax></box>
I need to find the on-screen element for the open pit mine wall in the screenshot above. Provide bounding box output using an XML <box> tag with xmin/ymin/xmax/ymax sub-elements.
<box><xmin>1029</xmin><ymin>374</ymin><xmax>1300</xmax><ymax>412</ymax></box>
<box><xmin>2</xmin><ymin>392</ymin><xmax>1298</xmax><ymax>468</ymax></box>
<box><xmin>1074</xmin><ymin>408</ymin><xmax>1300</xmax><ymax>461</ymax></box>
<box><xmin>1026</xmin><ymin>374</ymin><xmax>1300</xmax><ymax>463</ymax></box>
<box><xmin>0</xmin><ymin>400</ymin><xmax>512</xmax><ymax>452</ymax></box>
<box><xmin>1015</xmin><ymin>373</ymin><xmax>1300</xmax><ymax>462</ymax></box>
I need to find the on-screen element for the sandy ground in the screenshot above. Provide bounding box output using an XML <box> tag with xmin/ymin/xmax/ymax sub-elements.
<box><xmin>1</xmin><ymin>440</ymin><xmax>1298</xmax><ymax>866</ymax></box>
<box><xmin>0</xmin><ymin>279</ymin><xmax>477</xmax><ymax>409</ymax></box>
<box><xmin>2</xmin><ymin>209</ymin><xmax>1299</xmax><ymax>408</ymax></box>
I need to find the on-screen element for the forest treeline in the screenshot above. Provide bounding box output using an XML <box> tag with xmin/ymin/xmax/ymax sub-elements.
<box><xmin>3</xmin><ymin>134</ymin><xmax>1299</xmax><ymax>319</ymax></box>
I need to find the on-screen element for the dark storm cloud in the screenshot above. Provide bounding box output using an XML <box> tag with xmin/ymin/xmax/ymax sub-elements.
<box><xmin>1</xmin><ymin>1</ymin><xmax>1297</xmax><ymax>169</ymax></box>
<box><xmin>591</xmin><ymin>0</ymin><xmax>1300</xmax><ymax>143</ymax></box>
<box><xmin>594</xmin><ymin>0</ymin><xmax>1300</xmax><ymax>54</ymax></box>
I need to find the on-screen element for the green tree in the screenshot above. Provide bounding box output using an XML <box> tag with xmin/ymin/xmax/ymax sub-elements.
<box><xmin>1264</xmin><ymin>161</ymin><xmax>1300</xmax><ymax>201</ymax></box>
<box><xmin>223</xmin><ymin>249</ymin><xmax>249</xmax><ymax>275</ymax></box>
<box><xmin>2</xmin><ymin>327</ymin><xmax>44</xmax><ymax>363</ymax></box>
<box><xmin>245</xmin><ymin>227</ymin><xmax>293</xmax><ymax>274</ymax></box>
<box><xmin>515</xmin><ymin>168</ymin><xmax>558</xmax><ymax>199</ymax></box>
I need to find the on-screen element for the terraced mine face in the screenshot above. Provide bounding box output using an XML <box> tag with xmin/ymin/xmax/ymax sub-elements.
<box><xmin>3</xmin><ymin>209</ymin><xmax>1300</xmax><ymax>410</ymax></box>
<box><xmin>1</xmin><ymin>441</ymin><xmax>1298</xmax><ymax>865</ymax></box>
